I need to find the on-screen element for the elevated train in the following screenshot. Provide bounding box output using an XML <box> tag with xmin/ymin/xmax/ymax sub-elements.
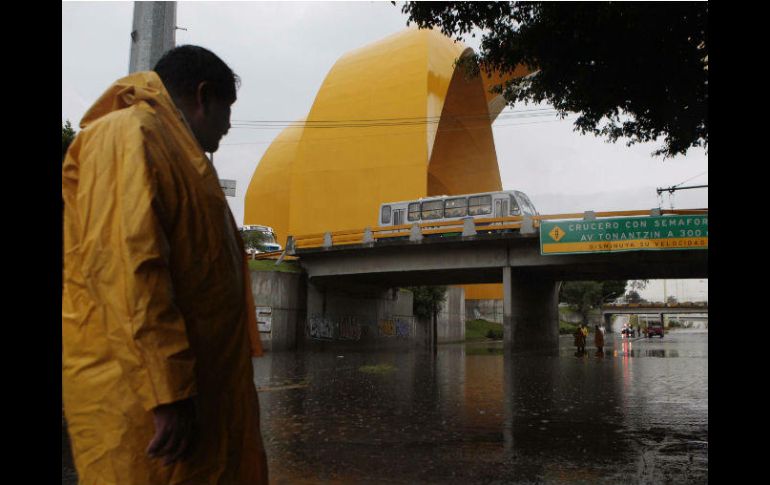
<box><xmin>378</xmin><ymin>190</ymin><xmax>538</xmax><ymax>228</ymax></box>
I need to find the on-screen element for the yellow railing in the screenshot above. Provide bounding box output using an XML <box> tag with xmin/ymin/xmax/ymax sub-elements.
<box><xmin>289</xmin><ymin>208</ymin><xmax>708</xmax><ymax>251</ymax></box>
<box><xmin>248</xmin><ymin>251</ymin><xmax>298</xmax><ymax>261</ymax></box>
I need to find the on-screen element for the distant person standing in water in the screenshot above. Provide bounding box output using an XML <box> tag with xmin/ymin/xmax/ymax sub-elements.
<box><xmin>594</xmin><ymin>325</ymin><xmax>605</xmax><ymax>356</ymax></box>
<box><xmin>574</xmin><ymin>324</ymin><xmax>586</xmax><ymax>356</ymax></box>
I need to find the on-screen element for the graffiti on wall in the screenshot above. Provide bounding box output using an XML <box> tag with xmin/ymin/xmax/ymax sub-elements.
<box><xmin>395</xmin><ymin>317</ymin><xmax>411</xmax><ymax>338</ymax></box>
<box><xmin>376</xmin><ymin>317</ymin><xmax>413</xmax><ymax>338</ymax></box>
<box><xmin>338</xmin><ymin>316</ymin><xmax>362</xmax><ymax>341</ymax></box>
<box><xmin>307</xmin><ymin>314</ymin><xmax>414</xmax><ymax>341</ymax></box>
<box><xmin>378</xmin><ymin>319</ymin><xmax>396</xmax><ymax>337</ymax></box>
<box><xmin>308</xmin><ymin>314</ymin><xmax>334</xmax><ymax>340</ymax></box>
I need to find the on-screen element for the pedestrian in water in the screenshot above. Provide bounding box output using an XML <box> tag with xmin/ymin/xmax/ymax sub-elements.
<box><xmin>574</xmin><ymin>324</ymin><xmax>586</xmax><ymax>356</ymax></box>
<box><xmin>594</xmin><ymin>325</ymin><xmax>605</xmax><ymax>356</ymax></box>
<box><xmin>62</xmin><ymin>45</ymin><xmax>269</xmax><ymax>484</ymax></box>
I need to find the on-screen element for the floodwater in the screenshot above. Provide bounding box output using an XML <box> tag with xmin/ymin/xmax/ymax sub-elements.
<box><xmin>255</xmin><ymin>330</ymin><xmax>708</xmax><ymax>484</ymax></box>
<box><xmin>62</xmin><ymin>330</ymin><xmax>708</xmax><ymax>484</ymax></box>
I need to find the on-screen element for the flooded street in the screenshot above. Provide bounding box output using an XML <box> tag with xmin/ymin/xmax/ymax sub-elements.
<box><xmin>255</xmin><ymin>330</ymin><xmax>708</xmax><ymax>484</ymax></box>
<box><xmin>61</xmin><ymin>329</ymin><xmax>707</xmax><ymax>484</ymax></box>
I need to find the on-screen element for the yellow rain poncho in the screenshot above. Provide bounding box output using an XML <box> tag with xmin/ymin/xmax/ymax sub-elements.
<box><xmin>62</xmin><ymin>71</ymin><xmax>267</xmax><ymax>484</ymax></box>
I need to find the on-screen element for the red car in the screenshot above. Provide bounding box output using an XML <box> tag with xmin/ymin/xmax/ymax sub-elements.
<box><xmin>646</xmin><ymin>322</ymin><xmax>664</xmax><ymax>338</ymax></box>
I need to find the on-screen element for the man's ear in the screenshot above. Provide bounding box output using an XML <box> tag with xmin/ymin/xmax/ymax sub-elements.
<box><xmin>194</xmin><ymin>81</ymin><xmax>212</xmax><ymax>112</ymax></box>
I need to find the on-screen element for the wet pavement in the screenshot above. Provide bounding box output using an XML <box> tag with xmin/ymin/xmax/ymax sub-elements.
<box><xmin>62</xmin><ymin>329</ymin><xmax>707</xmax><ymax>484</ymax></box>
<box><xmin>255</xmin><ymin>329</ymin><xmax>707</xmax><ymax>484</ymax></box>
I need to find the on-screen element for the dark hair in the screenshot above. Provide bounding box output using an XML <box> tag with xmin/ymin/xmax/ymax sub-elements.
<box><xmin>153</xmin><ymin>45</ymin><xmax>240</xmax><ymax>103</ymax></box>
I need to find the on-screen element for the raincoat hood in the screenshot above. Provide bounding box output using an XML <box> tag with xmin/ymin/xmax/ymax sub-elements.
<box><xmin>80</xmin><ymin>71</ymin><xmax>177</xmax><ymax>129</ymax></box>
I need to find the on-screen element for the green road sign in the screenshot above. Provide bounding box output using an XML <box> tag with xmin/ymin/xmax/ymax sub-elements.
<box><xmin>540</xmin><ymin>214</ymin><xmax>708</xmax><ymax>255</ymax></box>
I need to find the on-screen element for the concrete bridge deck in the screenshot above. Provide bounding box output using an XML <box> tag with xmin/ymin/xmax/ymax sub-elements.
<box><xmin>285</xmin><ymin>210</ymin><xmax>707</xmax><ymax>352</ymax></box>
<box><xmin>292</xmin><ymin>231</ymin><xmax>707</xmax><ymax>288</ymax></box>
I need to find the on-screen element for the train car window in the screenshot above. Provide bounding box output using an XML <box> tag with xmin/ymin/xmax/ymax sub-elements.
<box><xmin>381</xmin><ymin>205</ymin><xmax>391</xmax><ymax>224</ymax></box>
<box><xmin>468</xmin><ymin>195</ymin><xmax>492</xmax><ymax>215</ymax></box>
<box><xmin>408</xmin><ymin>202</ymin><xmax>421</xmax><ymax>221</ymax></box>
<box><xmin>509</xmin><ymin>195</ymin><xmax>521</xmax><ymax>215</ymax></box>
<box><xmin>421</xmin><ymin>200</ymin><xmax>444</xmax><ymax>220</ymax></box>
<box><xmin>445</xmin><ymin>197</ymin><xmax>468</xmax><ymax>217</ymax></box>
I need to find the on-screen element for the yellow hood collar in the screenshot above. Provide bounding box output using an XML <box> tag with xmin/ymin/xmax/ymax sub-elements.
<box><xmin>80</xmin><ymin>71</ymin><xmax>177</xmax><ymax>129</ymax></box>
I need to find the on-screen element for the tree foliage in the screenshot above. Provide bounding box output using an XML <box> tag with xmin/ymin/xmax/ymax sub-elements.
<box><xmin>62</xmin><ymin>120</ymin><xmax>77</xmax><ymax>161</ymax></box>
<box><xmin>560</xmin><ymin>280</ymin><xmax>627</xmax><ymax>323</ymax></box>
<box><xmin>601</xmin><ymin>280</ymin><xmax>627</xmax><ymax>303</ymax></box>
<box><xmin>408</xmin><ymin>286</ymin><xmax>447</xmax><ymax>321</ymax></box>
<box><xmin>628</xmin><ymin>279</ymin><xmax>649</xmax><ymax>292</ymax></box>
<box><xmin>400</xmin><ymin>1</ymin><xmax>708</xmax><ymax>157</ymax></box>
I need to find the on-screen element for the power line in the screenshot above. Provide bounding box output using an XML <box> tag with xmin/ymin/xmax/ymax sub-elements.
<box><xmin>674</xmin><ymin>170</ymin><xmax>708</xmax><ymax>187</ymax></box>
<box><xmin>229</xmin><ymin>108</ymin><xmax>563</xmax><ymax>130</ymax></box>
<box><xmin>229</xmin><ymin>111</ymin><xmax>562</xmax><ymax>130</ymax></box>
<box><xmin>230</xmin><ymin>106</ymin><xmax>559</xmax><ymax>126</ymax></box>
<box><xmin>220</xmin><ymin>114</ymin><xmax>577</xmax><ymax>146</ymax></box>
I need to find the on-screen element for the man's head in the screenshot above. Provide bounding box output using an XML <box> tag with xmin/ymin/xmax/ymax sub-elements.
<box><xmin>153</xmin><ymin>45</ymin><xmax>240</xmax><ymax>153</ymax></box>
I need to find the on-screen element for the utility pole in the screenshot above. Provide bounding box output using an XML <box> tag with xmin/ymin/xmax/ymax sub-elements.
<box><xmin>129</xmin><ymin>2</ymin><xmax>177</xmax><ymax>73</ymax></box>
<box><xmin>129</xmin><ymin>3</ymin><xmax>234</xmax><ymax>200</ymax></box>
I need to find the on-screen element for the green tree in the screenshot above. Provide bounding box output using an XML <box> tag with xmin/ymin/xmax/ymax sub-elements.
<box><xmin>407</xmin><ymin>286</ymin><xmax>447</xmax><ymax>348</ymax></box>
<box><xmin>628</xmin><ymin>279</ymin><xmax>649</xmax><ymax>292</ymax></box>
<box><xmin>601</xmin><ymin>280</ymin><xmax>627</xmax><ymax>303</ymax></box>
<box><xmin>400</xmin><ymin>2</ymin><xmax>708</xmax><ymax>157</ymax></box>
<box><xmin>409</xmin><ymin>286</ymin><xmax>447</xmax><ymax>321</ymax></box>
<box><xmin>62</xmin><ymin>120</ymin><xmax>77</xmax><ymax>161</ymax></box>
<box><xmin>560</xmin><ymin>280</ymin><xmax>627</xmax><ymax>324</ymax></box>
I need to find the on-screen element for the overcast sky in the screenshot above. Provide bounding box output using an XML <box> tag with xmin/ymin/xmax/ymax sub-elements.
<box><xmin>62</xmin><ymin>1</ymin><xmax>708</xmax><ymax>301</ymax></box>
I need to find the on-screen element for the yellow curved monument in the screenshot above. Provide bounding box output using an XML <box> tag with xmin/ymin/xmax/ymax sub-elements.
<box><xmin>244</xmin><ymin>27</ymin><xmax>530</xmax><ymax>300</ymax></box>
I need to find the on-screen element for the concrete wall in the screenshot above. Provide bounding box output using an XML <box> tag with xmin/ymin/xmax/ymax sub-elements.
<box><xmin>437</xmin><ymin>286</ymin><xmax>465</xmax><ymax>343</ymax></box>
<box><xmin>305</xmin><ymin>284</ymin><xmax>416</xmax><ymax>350</ymax></box>
<box><xmin>249</xmin><ymin>270</ymin><xmax>307</xmax><ymax>352</ymax></box>
<box><xmin>250</xmin><ymin>268</ymin><xmax>465</xmax><ymax>350</ymax></box>
<box><xmin>466</xmin><ymin>299</ymin><xmax>504</xmax><ymax>323</ymax></box>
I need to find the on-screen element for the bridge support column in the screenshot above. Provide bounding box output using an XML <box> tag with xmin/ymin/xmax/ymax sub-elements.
<box><xmin>503</xmin><ymin>267</ymin><xmax>560</xmax><ymax>353</ymax></box>
<box><xmin>603</xmin><ymin>313</ymin><xmax>613</xmax><ymax>332</ymax></box>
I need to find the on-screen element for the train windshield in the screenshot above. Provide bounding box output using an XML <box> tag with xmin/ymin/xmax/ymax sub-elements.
<box><xmin>516</xmin><ymin>192</ymin><xmax>538</xmax><ymax>215</ymax></box>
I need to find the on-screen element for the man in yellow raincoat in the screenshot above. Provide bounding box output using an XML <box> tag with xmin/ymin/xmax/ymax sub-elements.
<box><xmin>62</xmin><ymin>45</ymin><xmax>268</xmax><ymax>484</ymax></box>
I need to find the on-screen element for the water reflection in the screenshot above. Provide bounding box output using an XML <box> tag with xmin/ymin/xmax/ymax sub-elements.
<box><xmin>253</xmin><ymin>331</ymin><xmax>707</xmax><ymax>483</ymax></box>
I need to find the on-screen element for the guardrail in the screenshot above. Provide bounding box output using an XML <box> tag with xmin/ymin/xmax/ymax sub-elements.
<box><xmin>247</xmin><ymin>250</ymin><xmax>297</xmax><ymax>261</ymax></box>
<box><xmin>602</xmin><ymin>302</ymin><xmax>708</xmax><ymax>309</ymax></box>
<box><xmin>287</xmin><ymin>208</ymin><xmax>708</xmax><ymax>252</ymax></box>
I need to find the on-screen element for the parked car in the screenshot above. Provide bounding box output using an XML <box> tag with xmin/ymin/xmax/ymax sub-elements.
<box><xmin>646</xmin><ymin>322</ymin><xmax>664</xmax><ymax>338</ymax></box>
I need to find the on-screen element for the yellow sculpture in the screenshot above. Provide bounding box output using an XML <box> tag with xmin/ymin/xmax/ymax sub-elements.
<box><xmin>244</xmin><ymin>27</ymin><xmax>530</xmax><ymax>300</ymax></box>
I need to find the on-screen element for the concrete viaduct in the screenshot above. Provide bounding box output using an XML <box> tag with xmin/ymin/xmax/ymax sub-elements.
<box><xmin>601</xmin><ymin>304</ymin><xmax>708</xmax><ymax>329</ymax></box>
<box><xmin>288</xmin><ymin>230</ymin><xmax>708</xmax><ymax>353</ymax></box>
